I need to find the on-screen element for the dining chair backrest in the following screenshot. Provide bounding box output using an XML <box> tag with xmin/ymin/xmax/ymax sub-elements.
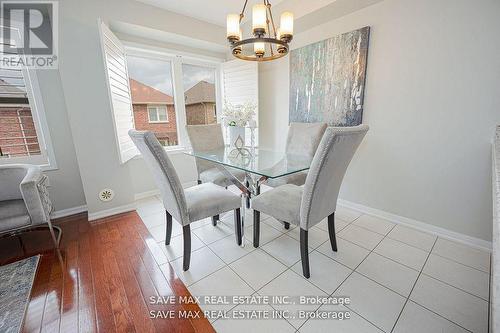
<box><xmin>285</xmin><ymin>122</ymin><xmax>328</xmax><ymax>159</ymax></box>
<box><xmin>186</xmin><ymin>124</ymin><xmax>225</xmax><ymax>175</ymax></box>
<box><xmin>129</xmin><ymin>130</ymin><xmax>188</xmax><ymax>225</ymax></box>
<box><xmin>300</xmin><ymin>125</ymin><xmax>369</xmax><ymax>229</ymax></box>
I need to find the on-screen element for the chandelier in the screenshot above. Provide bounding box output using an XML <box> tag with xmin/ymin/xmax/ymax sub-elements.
<box><xmin>226</xmin><ymin>0</ymin><xmax>294</xmax><ymax>61</ymax></box>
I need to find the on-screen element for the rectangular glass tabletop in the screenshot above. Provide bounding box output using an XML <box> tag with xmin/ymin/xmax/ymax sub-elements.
<box><xmin>184</xmin><ymin>147</ymin><xmax>312</xmax><ymax>179</ymax></box>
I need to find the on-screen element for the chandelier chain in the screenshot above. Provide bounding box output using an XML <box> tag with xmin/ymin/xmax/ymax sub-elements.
<box><xmin>239</xmin><ymin>0</ymin><xmax>249</xmax><ymax>22</ymax></box>
<box><xmin>265</xmin><ymin>1</ymin><xmax>274</xmax><ymax>55</ymax></box>
<box><xmin>265</xmin><ymin>0</ymin><xmax>278</xmax><ymax>39</ymax></box>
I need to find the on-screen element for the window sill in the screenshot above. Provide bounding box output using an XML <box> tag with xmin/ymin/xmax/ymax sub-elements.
<box><xmin>0</xmin><ymin>157</ymin><xmax>58</xmax><ymax>172</ymax></box>
<box><xmin>148</xmin><ymin>121</ymin><xmax>169</xmax><ymax>124</ymax></box>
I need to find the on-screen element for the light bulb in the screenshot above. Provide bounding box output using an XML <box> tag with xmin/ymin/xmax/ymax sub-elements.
<box><xmin>254</xmin><ymin>42</ymin><xmax>265</xmax><ymax>57</ymax></box>
<box><xmin>226</xmin><ymin>14</ymin><xmax>240</xmax><ymax>40</ymax></box>
<box><xmin>252</xmin><ymin>4</ymin><xmax>267</xmax><ymax>36</ymax></box>
<box><xmin>280</xmin><ymin>11</ymin><xmax>293</xmax><ymax>40</ymax></box>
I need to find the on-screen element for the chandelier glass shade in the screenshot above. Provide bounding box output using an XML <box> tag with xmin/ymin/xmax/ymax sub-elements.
<box><xmin>226</xmin><ymin>0</ymin><xmax>293</xmax><ymax>61</ymax></box>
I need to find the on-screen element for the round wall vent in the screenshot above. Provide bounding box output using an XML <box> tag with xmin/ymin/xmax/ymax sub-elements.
<box><xmin>99</xmin><ymin>188</ymin><xmax>115</xmax><ymax>202</ymax></box>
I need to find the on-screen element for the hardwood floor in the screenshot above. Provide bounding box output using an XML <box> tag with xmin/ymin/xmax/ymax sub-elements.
<box><xmin>0</xmin><ymin>211</ymin><xmax>215</xmax><ymax>333</ymax></box>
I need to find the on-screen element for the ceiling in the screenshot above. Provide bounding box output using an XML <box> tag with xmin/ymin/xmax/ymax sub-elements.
<box><xmin>120</xmin><ymin>0</ymin><xmax>380</xmax><ymax>53</ymax></box>
<box><xmin>134</xmin><ymin>0</ymin><xmax>338</xmax><ymax>27</ymax></box>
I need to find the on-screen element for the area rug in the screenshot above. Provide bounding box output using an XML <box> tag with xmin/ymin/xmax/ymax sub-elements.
<box><xmin>0</xmin><ymin>255</ymin><xmax>40</xmax><ymax>333</ymax></box>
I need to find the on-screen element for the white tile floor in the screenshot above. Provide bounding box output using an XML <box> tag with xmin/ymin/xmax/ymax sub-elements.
<box><xmin>135</xmin><ymin>192</ymin><xmax>491</xmax><ymax>333</ymax></box>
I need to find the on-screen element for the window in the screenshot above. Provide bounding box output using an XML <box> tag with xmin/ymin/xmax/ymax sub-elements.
<box><xmin>182</xmin><ymin>64</ymin><xmax>218</xmax><ymax>125</ymax></box>
<box><xmin>123</xmin><ymin>48</ymin><xmax>222</xmax><ymax>150</ymax></box>
<box><xmin>0</xmin><ymin>28</ymin><xmax>56</xmax><ymax>168</ymax></box>
<box><xmin>148</xmin><ymin>105</ymin><xmax>168</xmax><ymax>123</ymax></box>
<box><xmin>101</xmin><ymin>23</ymin><xmax>259</xmax><ymax>160</ymax></box>
<box><xmin>126</xmin><ymin>55</ymin><xmax>178</xmax><ymax>147</ymax></box>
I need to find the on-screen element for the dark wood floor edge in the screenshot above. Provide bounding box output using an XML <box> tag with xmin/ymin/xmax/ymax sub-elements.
<box><xmin>52</xmin><ymin>212</ymin><xmax>89</xmax><ymax>225</ymax></box>
<box><xmin>3</xmin><ymin>210</ymin><xmax>215</xmax><ymax>333</ymax></box>
<box><xmin>129</xmin><ymin>211</ymin><xmax>216</xmax><ymax>333</ymax></box>
<box><xmin>97</xmin><ymin>210</ymin><xmax>216</xmax><ymax>332</ymax></box>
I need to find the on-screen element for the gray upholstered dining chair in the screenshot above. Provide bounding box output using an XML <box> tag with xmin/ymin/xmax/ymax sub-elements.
<box><xmin>0</xmin><ymin>164</ymin><xmax>60</xmax><ymax>249</ymax></box>
<box><xmin>265</xmin><ymin>122</ymin><xmax>327</xmax><ymax>230</ymax></box>
<box><xmin>129</xmin><ymin>129</ymin><xmax>242</xmax><ymax>271</ymax></box>
<box><xmin>266</xmin><ymin>122</ymin><xmax>327</xmax><ymax>189</ymax></box>
<box><xmin>186</xmin><ymin>123</ymin><xmax>246</xmax><ymax>222</ymax></box>
<box><xmin>186</xmin><ymin>124</ymin><xmax>246</xmax><ymax>187</ymax></box>
<box><xmin>252</xmin><ymin>125</ymin><xmax>369</xmax><ymax>278</ymax></box>
<box><xmin>266</xmin><ymin>123</ymin><xmax>327</xmax><ymax>187</ymax></box>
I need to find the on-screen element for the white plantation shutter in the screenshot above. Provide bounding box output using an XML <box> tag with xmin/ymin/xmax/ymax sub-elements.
<box><xmin>99</xmin><ymin>22</ymin><xmax>136</xmax><ymax>163</ymax></box>
<box><xmin>221</xmin><ymin>60</ymin><xmax>259</xmax><ymax>146</ymax></box>
<box><xmin>222</xmin><ymin>60</ymin><xmax>258</xmax><ymax>105</ymax></box>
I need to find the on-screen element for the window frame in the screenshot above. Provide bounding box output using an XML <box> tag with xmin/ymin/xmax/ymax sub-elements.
<box><xmin>147</xmin><ymin>105</ymin><xmax>168</xmax><ymax>123</ymax></box>
<box><xmin>124</xmin><ymin>44</ymin><xmax>223</xmax><ymax>152</ymax></box>
<box><xmin>0</xmin><ymin>28</ymin><xmax>57</xmax><ymax>170</ymax></box>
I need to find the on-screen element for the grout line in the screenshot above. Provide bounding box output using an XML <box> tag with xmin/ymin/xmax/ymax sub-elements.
<box><xmin>275</xmin><ymin>269</ymin><xmax>328</xmax><ymax>330</ymax></box>
<box><xmin>353</xmin><ymin>266</ymin><xmax>415</xmax><ymax>299</ymax></box>
<box><xmin>323</xmin><ymin>233</ymin><xmax>428</xmax><ymax>275</ymax></box>
<box><xmin>389</xmin><ymin>237</ymin><xmax>437</xmax><ymax>333</ymax></box>
<box><xmin>418</xmin><ymin>271</ymin><xmax>490</xmax><ymax>302</ymax></box>
<box><xmin>385</xmin><ymin>234</ymin><xmax>436</xmax><ymax>252</ymax></box>
<box><xmin>351</xmin><ymin>221</ymin><xmax>397</xmax><ymax>237</ymax></box>
<box><xmin>140</xmin><ymin>206</ymin><xmax>490</xmax><ymax>332</ymax></box>
<box><xmin>194</xmin><ymin>244</ymin><xmax>257</xmax><ymax>309</ymax></box>
<box><xmin>332</xmin><ymin>223</ymin><xmax>399</xmax><ymax>332</ymax></box>
<box><xmin>317</xmin><ymin>237</ymin><xmax>423</xmax><ymax>300</ymax></box>
<box><xmin>182</xmin><ymin>221</ymin><xmax>299</xmax><ymax>302</ymax></box>
<box><xmin>427</xmin><ymin>251</ymin><xmax>490</xmax><ymax>275</ymax></box>
<box><xmin>296</xmin><ymin>222</ymin><xmax>397</xmax><ymax>332</ymax></box>
<box><xmin>405</xmin><ymin>299</ymin><xmax>473</xmax><ymax>333</ymax></box>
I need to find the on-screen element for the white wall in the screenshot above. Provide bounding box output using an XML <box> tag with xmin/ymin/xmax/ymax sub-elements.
<box><xmin>259</xmin><ymin>0</ymin><xmax>500</xmax><ymax>241</ymax></box>
<box><xmin>36</xmin><ymin>71</ymin><xmax>86</xmax><ymax>212</ymax></box>
<box><xmin>58</xmin><ymin>0</ymin><xmax>225</xmax><ymax>216</ymax></box>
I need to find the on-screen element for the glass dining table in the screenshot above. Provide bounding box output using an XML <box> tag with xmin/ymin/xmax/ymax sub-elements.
<box><xmin>184</xmin><ymin>146</ymin><xmax>313</xmax><ymax>246</ymax></box>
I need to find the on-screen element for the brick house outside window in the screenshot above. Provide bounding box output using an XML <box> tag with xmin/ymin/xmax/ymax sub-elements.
<box><xmin>184</xmin><ymin>80</ymin><xmax>217</xmax><ymax>125</ymax></box>
<box><xmin>129</xmin><ymin>78</ymin><xmax>178</xmax><ymax>146</ymax></box>
<box><xmin>0</xmin><ymin>79</ymin><xmax>41</xmax><ymax>158</ymax></box>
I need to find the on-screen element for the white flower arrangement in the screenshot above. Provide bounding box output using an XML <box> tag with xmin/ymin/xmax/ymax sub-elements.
<box><xmin>222</xmin><ymin>101</ymin><xmax>256</xmax><ymax>127</ymax></box>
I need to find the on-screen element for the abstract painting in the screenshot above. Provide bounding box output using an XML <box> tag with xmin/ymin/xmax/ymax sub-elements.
<box><xmin>289</xmin><ymin>26</ymin><xmax>370</xmax><ymax>126</ymax></box>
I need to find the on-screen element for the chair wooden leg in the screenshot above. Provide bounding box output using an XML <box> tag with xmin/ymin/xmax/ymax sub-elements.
<box><xmin>300</xmin><ymin>228</ymin><xmax>310</xmax><ymax>278</ymax></box>
<box><xmin>284</xmin><ymin>222</ymin><xmax>290</xmax><ymax>229</ymax></box>
<box><xmin>212</xmin><ymin>215</ymin><xmax>219</xmax><ymax>226</ymax></box>
<box><xmin>327</xmin><ymin>213</ymin><xmax>338</xmax><ymax>252</ymax></box>
<box><xmin>183</xmin><ymin>225</ymin><xmax>191</xmax><ymax>271</ymax></box>
<box><xmin>253</xmin><ymin>210</ymin><xmax>260</xmax><ymax>248</ymax></box>
<box><xmin>234</xmin><ymin>209</ymin><xmax>242</xmax><ymax>245</ymax></box>
<box><xmin>165</xmin><ymin>211</ymin><xmax>172</xmax><ymax>245</ymax></box>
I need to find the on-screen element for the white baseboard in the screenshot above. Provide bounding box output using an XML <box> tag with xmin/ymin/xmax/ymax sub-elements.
<box><xmin>134</xmin><ymin>189</ymin><xmax>160</xmax><ymax>201</ymax></box>
<box><xmin>87</xmin><ymin>203</ymin><xmax>137</xmax><ymax>222</ymax></box>
<box><xmin>51</xmin><ymin>181</ymin><xmax>199</xmax><ymax>223</ymax></box>
<box><xmin>338</xmin><ymin>199</ymin><xmax>492</xmax><ymax>252</ymax></box>
<box><xmin>51</xmin><ymin>205</ymin><xmax>87</xmax><ymax>219</ymax></box>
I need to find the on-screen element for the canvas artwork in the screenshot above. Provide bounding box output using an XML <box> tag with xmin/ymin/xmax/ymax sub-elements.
<box><xmin>289</xmin><ymin>26</ymin><xmax>370</xmax><ymax>126</ymax></box>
